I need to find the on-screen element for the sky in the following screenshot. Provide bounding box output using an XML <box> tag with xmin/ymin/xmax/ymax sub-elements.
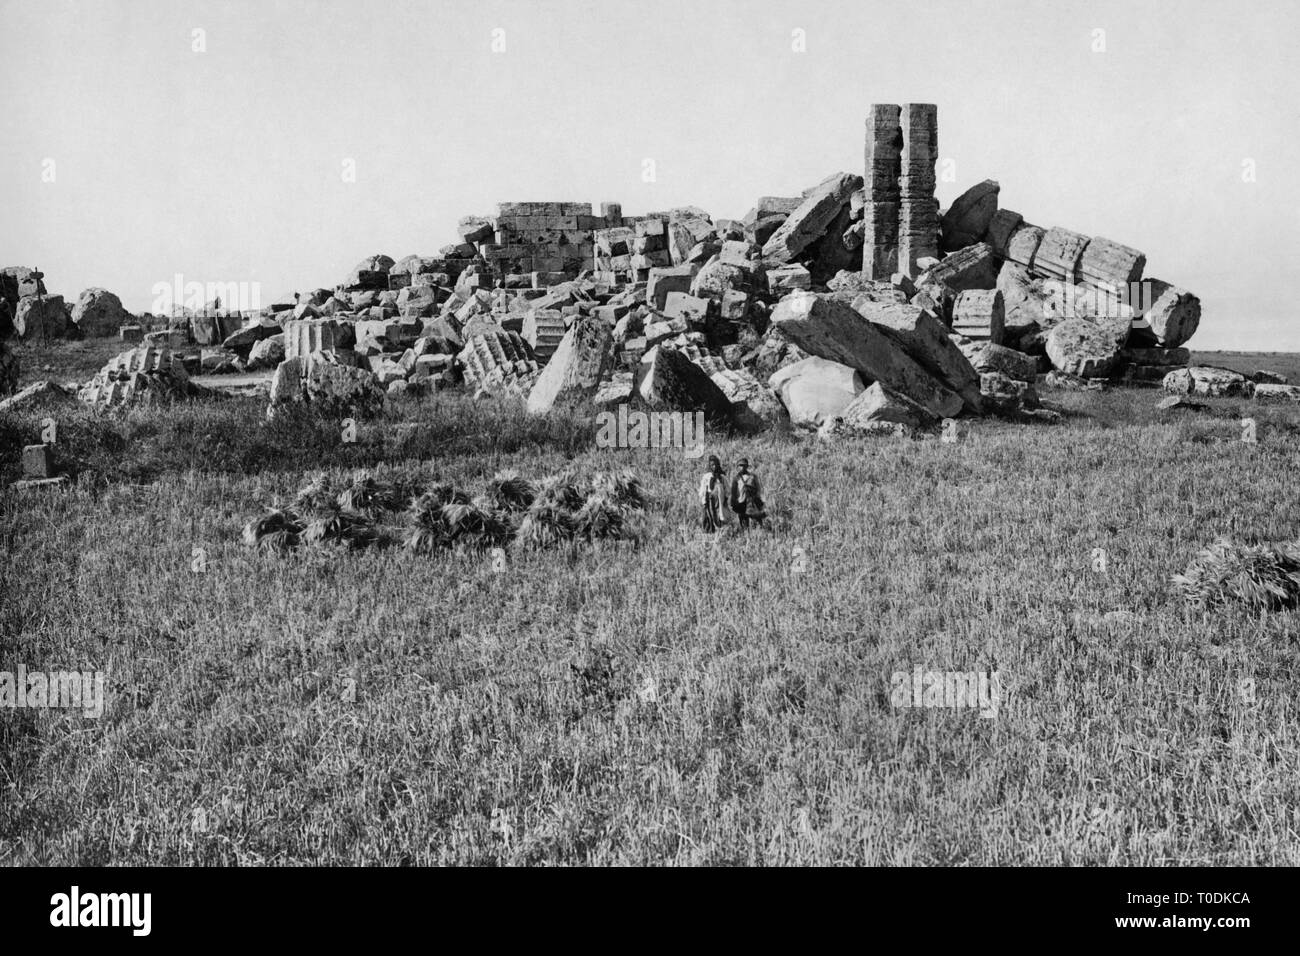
<box><xmin>2</xmin><ymin>0</ymin><xmax>1297</xmax><ymax>350</ymax></box>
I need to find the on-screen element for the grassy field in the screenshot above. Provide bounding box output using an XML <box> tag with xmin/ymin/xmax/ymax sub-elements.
<box><xmin>2</xmin><ymin>350</ymin><xmax>1299</xmax><ymax>865</ymax></box>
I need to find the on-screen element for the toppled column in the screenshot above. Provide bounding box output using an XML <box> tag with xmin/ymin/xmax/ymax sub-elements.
<box><xmin>862</xmin><ymin>104</ymin><xmax>901</xmax><ymax>279</ymax></box>
<box><xmin>1078</xmin><ymin>237</ymin><xmax>1146</xmax><ymax>291</ymax></box>
<box><xmin>284</xmin><ymin>318</ymin><xmax>351</xmax><ymax>371</ymax></box>
<box><xmin>1133</xmin><ymin>280</ymin><xmax>1201</xmax><ymax>348</ymax></box>
<box><xmin>457</xmin><ymin>328</ymin><xmax>541</xmax><ymax>396</ymax></box>
<box><xmin>951</xmin><ymin>290</ymin><xmax>1006</xmax><ymax>345</ymax></box>
<box><xmin>1032</xmin><ymin>227</ymin><xmax>1089</xmax><ymax>284</ymax></box>
<box><xmin>897</xmin><ymin>104</ymin><xmax>940</xmax><ymax>275</ymax></box>
<box><xmin>1003</xmin><ymin>221</ymin><xmax>1045</xmax><ymax>268</ymax></box>
<box><xmin>522</xmin><ymin>309</ymin><xmax>567</xmax><ymax>363</ymax></box>
<box><xmin>526</xmin><ymin>316</ymin><xmax>612</xmax><ymax>413</ymax></box>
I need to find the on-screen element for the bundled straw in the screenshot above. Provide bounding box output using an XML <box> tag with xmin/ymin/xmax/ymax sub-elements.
<box><xmin>1173</xmin><ymin>540</ymin><xmax>1300</xmax><ymax>612</ymax></box>
<box><xmin>336</xmin><ymin>474</ymin><xmax>405</xmax><ymax>518</ymax></box>
<box><xmin>241</xmin><ymin>508</ymin><xmax>304</xmax><ymax>552</ymax></box>
<box><xmin>484</xmin><ymin>470</ymin><xmax>537</xmax><ymax>512</ymax></box>
<box><xmin>292</xmin><ymin>474</ymin><xmax>339</xmax><ymax>515</ymax></box>
<box><xmin>592</xmin><ymin>469</ymin><xmax>646</xmax><ymax>511</ymax></box>
<box><xmin>302</xmin><ymin>510</ymin><xmax>383</xmax><ymax>550</ymax></box>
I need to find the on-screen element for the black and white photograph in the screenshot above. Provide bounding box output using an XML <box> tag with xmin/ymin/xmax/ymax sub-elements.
<box><xmin>0</xmin><ymin>0</ymin><xmax>1289</xmax><ymax>936</ymax></box>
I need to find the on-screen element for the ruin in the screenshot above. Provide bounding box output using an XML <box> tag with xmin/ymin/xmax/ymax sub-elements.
<box><xmin>1</xmin><ymin>103</ymin><xmax>1226</xmax><ymax>431</ymax></box>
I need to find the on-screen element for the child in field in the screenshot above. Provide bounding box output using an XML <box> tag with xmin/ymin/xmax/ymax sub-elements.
<box><xmin>729</xmin><ymin>458</ymin><xmax>767</xmax><ymax>530</ymax></box>
<box><xmin>698</xmin><ymin>455</ymin><xmax>730</xmax><ymax>533</ymax></box>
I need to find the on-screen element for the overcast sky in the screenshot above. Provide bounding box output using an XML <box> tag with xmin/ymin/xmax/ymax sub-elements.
<box><xmin>2</xmin><ymin>0</ymin><xmax>1296</xmax><ymax>350</ymax></box>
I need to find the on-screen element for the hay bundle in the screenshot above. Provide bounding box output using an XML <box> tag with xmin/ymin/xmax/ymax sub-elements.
<box><xmin>292</xmin><ymin>474</ymin><xmax>339</xmax><ymax>515</ymax></box>
<box><xmin>241</xmin><ymin>508</ymin><xmax>303</xmax><ymax>552</ymax></box>
<box><xmin>1172</xmin><ymin>540</ymin><xmax>1300</xmax><ymax>611</ymax></box>
<box><xmin>302</xmin><ymin>510</ymin><xmax>382</xmax><ymax>550</ymax></box>
<box><xmin>443</xmin><ymin>498</ymin><xmax>513</xmax><ymax>546</ymax></box>
<box><xmin>485</xmin><ymin>470</ymin><xmax>537</xmax><ymax>511</ymax></box>
<box><xmin>592</xmin><ymin>469</ymin><xmax>646</xmax><ymax>511</ymax></box>
<box><xmin>417</xmin><ymin>482</ymin><xmax>471</xmax><ymax>510</ymax></box>
<box><xmin>514</xmin><ymin>500</ymin><xmax>578</xmax><ymax>550</ymax></box>
<box><xmin>533</xmin><ymin>474</ymin><xmax>586</xmax><ymax>512</ymax></box>
<box><xmin>573</xmin><ymin>491</ymin><xmax>642</xmax><ymax>542</ymax></box>
<box><xmin>336</xmin><ymin>474</ymin><xmax>404</xmax><ymax>518</ymax></box>
<box><xmin>404</xmin><ymin>491</ymin><xmax>453</xmax><ymax>554</ymax></box>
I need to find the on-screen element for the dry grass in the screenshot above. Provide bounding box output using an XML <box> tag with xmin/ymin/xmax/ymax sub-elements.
<box><xmin>2</xmin><ymin>366</ymin><xmax>1300</xmax><ymax>865</ymax></box>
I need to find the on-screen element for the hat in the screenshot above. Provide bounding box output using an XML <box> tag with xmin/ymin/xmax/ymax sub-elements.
<box><xmin>737</xmin><ymin>458</ymin><xmax>749</xmax><ymax>468</ymax></box>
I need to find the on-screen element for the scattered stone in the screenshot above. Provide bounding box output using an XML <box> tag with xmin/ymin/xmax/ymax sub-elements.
<box><xmin>1156</xmin><ymin>395</ymin><xmax>1208</xmax><ymax>412</ymax></box>
<box><xmin>634</xmin><ymin>346</ymin><xmax>734</xmax><ymax>423</ymax></box>
<box><xmin>951</xmin><ymin>289</ymin><xmax>1005</xmax><ymax>344</ymax></box>
<box><xmin>762</xmin><ymin>171</ymin><xmax>862</xmax><ymax>264</ymax></box>
<box><xmin>526</xmin><ymin>317</ymin><xmax>612</xmax><ymax>414</ymax></box>
<box><xmin>1251</xmin><ymin>369</ymin><xmax>1287</xmax><ymax>385</ymax></box>
<box><xmin>768</xmin><ymin>356</ymin><xmax>865</xmax><ymax>427</ymax></box>
<box><xmin>522</xmin><ymin>309</ymin><xmax>567</xmax><ymax>363</ymax></box>
<box><xmin>690</xmin><ymin>260</ymin><xmax>752</xmax><ymax>300</ymax></box>
<box><xmin>304</xmin><ymin>359</ymin><xmax>386</xmax><ymax>416</ymax></box>
<box><xmin>853</xmin><ymin>299</ymin><xmax>983</xmax><ymax>412</ymax></box>
<box><xmin>917</xmin><ymin>242</ymin><xmax>998</xmax><ymax>298</ymax></box>
<box><xmin>940</xmin><ymin>180</ymin><xmax>999</xmax><ymax>252</ymax></box>
<box><xmin>247</xmin><ymin>334</ymin><xmax>286</xmax><ymax>370</ymax></box>
<box><xmin>646</xmin><ymin>265</ymin><xmax>696</xmax><ymax>311</ymax></box>
<box><xmin>201</xmin><ymin>347</ymin><xmax>244</xmax><ymax>374</ymax></box>
<box><xmin>961</xmin><ymin>342</ymin><xmax>1038</xmax><ymax>382</ymax></box>
<box><xmin>0</xmin><ymin>380</ymin><xmax>76</xmax><ymax>413</ymax></box>
<box><xmin>979</xmin><ymin>371</ymin><xmax>1040</xmax><ymax>415</ymax></box>
<box><xmin>1120</xmin><ymin>346</ymin><xmax>1189</xmax><ymax>366</ymax></box>
<box><xmin>22</xmin><ymin>444</ymin><xmax>54</xmax><ymax>479</ymax></box>
<box><xmin>70</xmin><ymin>288</ymin><xmax>130</xmax><ymax>337</ymax></box>
<box><xmin>986</xmin><ymin>209</ymin><xmax>1024</xmax><ymax>258</ymax></box>
<box><xmin>835</xmin><ymin>380</ymin><xmax>938</xmax><ymax>430</ymax></box>
<box><xmin>1141</xmin><ymin>280</ymin><xmax>1201</xmax><ymax>348</ymax></box>
<box><xmin>771</xmin><ymin>292</ymin><xmax>964</xmax><ymax>419</ymax></box>
<box><xmin>222</xmin><ymin>322</ymin><xmax>276</xmax><ymax>353</ymax></box>
<box><xmin>1045</xmin><ymin>317</ymin><xmax>1128</xmax><ymax>378</ymax></box>
<box><xmin>1161</xmin><ymin>365</ymin><xmax>1254</xmax><ymax>398</ymax></box>
<box><xmin>15</xmin><ymin>295</ymin><xmax>69</xmax><ymax>340</ymax></box>
<box><xmin>78</xmin><ymin>346</ymin><xmax>202</xmax><ymax>407</ymax></box>
<box><xmin>1043</xmin><ymin>370</ymin><xmax>1106</xmax><ymax>391</ymax></box>
<box><xmin>1252</xmin><ymin>383</ymin><xmax>1300</xmax><ymax>403</ymax></box>
<box><xmin>269</xmin><ymin>357</ymin><xmax>304</xmax><ymax>407</ymax></box>
<box><xmin>765</xmin><ymin>263</ymin><xmax>812</xmax><ymax>294</ymax></box>
<box><xmin>457</xmin><ymin>329</ymin><xmax>540</xmax><ymax>397</ymax></box>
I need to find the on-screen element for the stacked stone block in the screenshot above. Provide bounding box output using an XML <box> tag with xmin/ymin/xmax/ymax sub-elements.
<box><xmin>897</xmin><ymin>104</ymin><xmax>940</xmax><ymax>275</ymax></box>
<box><xmin>478</xmin><ymin>201</ymin><xmax>626</xmax><ymax>285</ymax></box>
<box><xmin>862</xmin><ymin>104</ymin><xmax>902</xmax><ymax>279</ymax></box>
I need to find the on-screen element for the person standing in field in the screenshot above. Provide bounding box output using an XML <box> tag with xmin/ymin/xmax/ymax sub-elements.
<box><xmin>729</xmin><ymin>457</ymin><xmax>767</xmax><ymax>530</ymax></box>
<box><xmin>698</xmin><ymin>455</ymin><xmax>730</xmax><ymax>533</ymax></box>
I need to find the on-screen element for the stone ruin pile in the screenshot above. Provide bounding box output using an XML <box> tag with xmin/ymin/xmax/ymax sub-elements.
<box><xmin>9</xmin><ymin>103</ymin><xmax>1274</xmax><ymax>424</ymax></box>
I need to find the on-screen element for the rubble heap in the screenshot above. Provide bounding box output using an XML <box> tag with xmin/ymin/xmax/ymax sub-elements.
<box><xmin>29</xmin><ymin>103</ymin><xmax>1218</xmax><ymax>426</ymax></box>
